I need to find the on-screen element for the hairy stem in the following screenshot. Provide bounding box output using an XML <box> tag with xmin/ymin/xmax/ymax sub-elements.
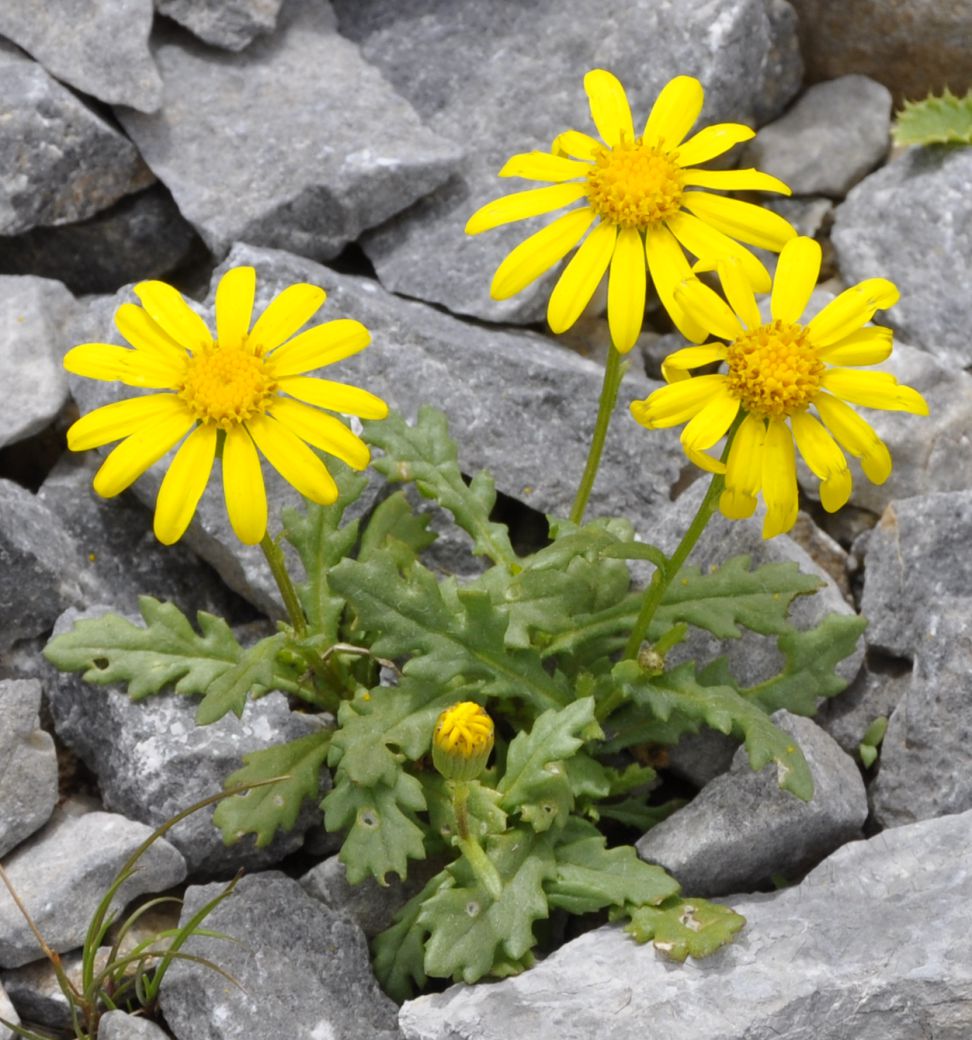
<box><xmin>260</xmin><ymin>532</ymin><xmax>307</xmax><ymax>638</ymax></box>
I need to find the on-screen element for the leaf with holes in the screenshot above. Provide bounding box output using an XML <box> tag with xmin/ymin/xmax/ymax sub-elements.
<box><xmin>626</xmin><ymin>896</ymin><xmax>745</xmax><ymax>960</ymax></box>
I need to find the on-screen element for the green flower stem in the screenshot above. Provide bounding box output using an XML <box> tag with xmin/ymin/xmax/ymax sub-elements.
<box><xmin>259</xmin><ymin>533</ymin><xmax>307</xmax><ymax>639</ymax></box>
<box><xmin>570</xmin><ymin>346</ymin><xmax>627</xmax><ymax>526</ymax></box>
<box><xmin>623</xmin><ymin>417</ymin><xmax>742</xmax><ymax>660</ymax></box>
<box><xmin>451</xmin><ymin>781</ymin><xmax>502</xmax><ymax>901</ymax></box>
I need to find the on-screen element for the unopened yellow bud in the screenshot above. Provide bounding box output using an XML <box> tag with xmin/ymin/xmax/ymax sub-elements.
<box><xmin>432</xmin><ymin>702</ymin><xmax>494</xmax><ymax>781</ymax></box>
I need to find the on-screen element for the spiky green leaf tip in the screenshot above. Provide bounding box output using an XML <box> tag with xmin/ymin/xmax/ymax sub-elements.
<box><xmin>893</xmin><ymin>88</ymin><xmax>972</xmax><ymax>146</ymax></box>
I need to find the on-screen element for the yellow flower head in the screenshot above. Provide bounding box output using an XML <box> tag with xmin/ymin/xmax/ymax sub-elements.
<box><xmin>432</xmin><ymin>701</ymin><xmax>495</xmax><ymax>781</ymax></box>
<box><xmin>466</xmin><ymin>69</ymin><xmax>796</xmax><ymax>353</ymax></box>
<box><xmin>630</xmin><ymin>237</ymin><xmax>928</xmax><ymax>539</ymax></box>
<box><xmin>64</xmin><ymin>267</ymin><xmax>388</xmax><ymax>546</ymax></box>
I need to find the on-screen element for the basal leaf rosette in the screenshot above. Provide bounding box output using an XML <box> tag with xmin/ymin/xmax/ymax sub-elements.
<box><xmin>64</xmin><ymin>267</ymin><xmax>388</xmax><ymax>545</ymax></box>
<box><xmin>466</xmin><ymin>69</ymin><xmax>795</xmax><ymax>352</ymax></box>
<box><xmin>630</xmin><ymin>236</ymin><xmax>928</xmax><ymax>538</ymax></box>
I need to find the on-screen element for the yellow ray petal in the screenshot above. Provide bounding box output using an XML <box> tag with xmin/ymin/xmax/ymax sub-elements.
<box><xmin>630</xmin><ymin>374</ymin><xmax>728</xmax><ymax>428</ymax></box>
<box><xmin>815</xmin><ymin>326</ymin><xmax>894</xmax><ymax>366</ymax></box>
<box><xmin>644</xmin><ymin>223</ymin><xmax>708</xmax><ymax>343</ymax></box>
<box><xmin>820</xmin><ymin>369</ymin><xmax>929</xmax><ymax>414</ymax></box>
<box><xmin>92</xmin><ymin>410</ymin><xmax>196</xmax><ymax>498</ymax></box>
<box><xmin>267</xmin><ymin>319</ymin><xmax>371</xmax><ymax>377</ymax></box>
<box><xmin>681</xmin><ymin>168</ymin><xmax>791</xmax><ymax>195</ymax></box>
<box><xmin>660</xmin><ymin>343</ymin><xmax>728</xmax><ymax>383</ymax></box>
<box><xmin>490</xmin><ymin>207</ymin><xmax>595</xmax><ymax>300</ymax></box>
<box><xmin>248</xmin><ymin>283</ymin><xmax>327</xmax><ymax>354</ymax></box>
<box><xmin>761</xmin><ymin>416</ymin><xmax>798</xmax><ymax>538</ymax></box>
<box><xmin>153</xmin><ymin>424</ymin><xmax>217</xmax><ymax>545</ymax></box>
<box><xmin>791</xmin><ymin>410</ymin><xmax>851</xmax><ymax>513</ymax></box>
<box><xmin>64</xmin><ymin>343</ymin><xmax>183</xmax><ymax>388</ymax></box>
<box><xmin>806</xmin><ymin>278</ymin><xmax>900</xmax><ymax>346</ymax></box>
<box><xmin>246</xmin><ymin>413</ymin><xmax>338</xmax><ymax>505</ymax></box>
<box><xmin>215</xmin><ymin>266</ymin><xmax>256</xmax><ymax>350</ymax></box>
<box><xmin>280</xmin><ymin>376</ymin><xmax>388</xmax><ymax>419</ymax></box>
<box><xmin>547</xmin><ymin>221</ymin><xmax>617</xmax><ymax>334</ymax></box>
<box><xmin>114</xmin><ymin>303</ymin><xmax>187</xmax><ymax>362</ymax></box>
<box><xmin>67</xmin><ymin>393</ymin><xmax>187</xmax><ymax>451</ymax></box>
<box><xmin>466</xmin><ymin>183</ymin><xmax>588</xmax><ymax>235</ymax></box>
<box><xmin>676</xmin><ymin>123</ymin><xmax>755</xmax><ymax>167</ymax></box>
<box><xmin>717</xmin><ymin>256</ymin><xmax>761</xmax><ymax>331</ymax></box>
<box><xmin>813</xmin><ymin>392</ymin><xmax>892</xmax><ymax>484</ymax></box>
<box><xmin>720</xmin><ymin>413</ymin><xmax>765</xmax><ymax>519</ymax></box>
<box><xmin>666</xmin><ymin>210</ymin><xmax>771</xmax><ymax>292</ymax></box>
<box><xmin>674</xmin><ymin>278</ymin><xmax>745</xmax><ymax>341</ymax></box>
<box><xmin>681</xmin><ymin>389</ymin><xmax>740</xmax><ymax>457</ymax></box>
<box><xmin>643</xmin><ymin>75</ymin><xmax>704</xmax><ymax>149</ymax></box>
<box><xmin>133</xmin><ymin>281</ymin><xmax>213</xmax><ymax>353</ymax></box>
<box><xmin>268</xmin><ymin>397</ymin><xmax>370</xmax><ymax>470</ymax></box>
<box><xmin>499</xmin><ymin>152</ymin><xmax>592</xmax><ymax>182</ymax></box>
<box><xmin>607</xmin><ymin>227</ymin><xmax>647</xmax><ymax>353</ymax></box>
<box><xmin>681</xmin><ymin>192</ymin><xmax>797</xmax><ymax>251</ymax></box>
<box><xmin>222</xmin><ymin>424</ymin><xmax>267</xmax><ymax>545</ymax></box>
<box><xmin>584</xmin><ymin>68</ymin><xmax>634</xmax><ymax>148</ymax></box>
<box><xmin>551</xmin><ymin>130</ymin><xmax>601</xmax><ymax>160</ymax></box>
<box><xmin>771</xmin><ymin>236</ymin><xmax>822</xmax><ymax>324</ymax></box>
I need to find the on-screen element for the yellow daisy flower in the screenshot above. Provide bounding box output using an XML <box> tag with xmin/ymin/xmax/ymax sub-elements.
<box><xmin>630</xmin><ymin>237</ymin><xmax>928</xmax><ymax>538</ymax></box>
<box><xmin>64</xmin><ymin>267</ymin><xmax>388</xmax><ymax>546</ymax></box>
<box><xmin>466</xmin><ymin>69</ymin><xmax>796</xmax><ymax>353</ymax></box>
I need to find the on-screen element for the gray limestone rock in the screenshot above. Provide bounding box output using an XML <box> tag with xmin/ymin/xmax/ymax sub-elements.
<box><xmin>0</xmin><ymin>3</ymin><xmax>162</xmax><ymax>114</ymax></box>
<box><xmin>155</xmin><ymin>0</ymin><xmax>284</xmax><ymax>51</ymax></box>
<box><xmin>46</xmin><ymin>610</ymin><xmax>327</xmax><ymax>876</ymax></box>
<box><xmin>159</xmin><ymin>873</ymin><xmax>400</xmax><ymax>1040</ymax></box>
<box><xmin>859</xmin><ymin>491</ymin><xmax>972</xmax><ymax>657</ymax></box>
<box><xmin>2</xmin><ymin>949</ymin><xmax>92</xmax><ymax>1032</ymax></box>
<box><xmin>870</xmin><ymin>601</ymin><xmax>972</xmax><ymax>828</ymax></box>
<box><xmin>0</xmin><ymin>275</ymin><xmax>78</xmax><ymax>449</ymax></box>
<box><xmin>400</xmin><ymin>807</ymin><xmax>972</xmax><ymax>1040</ymax></box>
<box><xmin>0</xmin><ymin>44</ymin><xmax>154</xmax><ymax>236</ymax></box>
<box><xmin>98</xmin><ymin>1012</ymin><xmax>172</xmax><ymax>1040</ymax></box>
<box><xmin>0</xmin><ymin>186</ymin><xmax>200</xmax><ymax>297</ymax></box>
<box><xmin>0</xmin><ymin>810</ymin><xmax>186</xmax><ymax>969</ymax></box>
<box><xmin>334</xmin><ymin>0</ymin><xmax>803</xmax><ymax>323</ymax></box>
<box><xmin>0</xmin><ymin>679</ymin><xmax>57</xmax><ymax>858</ymax></box>
<box><xmin>787</xmin><ymin>0</ymin><xmax>972</xmax><ymax>103</ymax></box>
<box><xmin>638</xmin><ymin>711</ymin><xmax>867</xmax><ymax>896</ymax></box>
<box><xmin>832</xmin><ymin>146</ymin><xmax>972</xmax><ymax>367</ymax></box>
<box><xmin>0</xmin><ymin>983</ymin><xmax>18</xmax><ymax>1040</ymax></box>
<box><xmin>0</xmin><ymin>479</ymin><xmax>87</xmax><ymax>652</ymax></box>
<box><xmin>741</xmin><ymin>75</ymin><xmax>891</xmax><ymax>198</ymax></box>
<box><xmin>117</xmin><ymin>0</ymin><xmax>461</xmax><ymax>261</ymax></box>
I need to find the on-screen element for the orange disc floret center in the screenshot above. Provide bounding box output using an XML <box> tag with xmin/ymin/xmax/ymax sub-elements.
<box><xmin>434</xmin><ymin>702</ymin><xmax>494</xmax><ymax>758</ymax></box>
<box><xmin>178</xmin><ymin>346</ymin><xmax>278</xmax><ymax>429</ymax></box>
<box><xmin>586</xmin><ymin>139</ymin><xmax>684</xmax><ymax>229</ymax></box>
<box><xmin>726</xmin><ymin>320</ymin><xmax>824</xmax><ymax>419</ymax></box>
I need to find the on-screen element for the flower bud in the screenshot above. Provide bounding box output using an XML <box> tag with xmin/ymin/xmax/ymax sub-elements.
<box><xmin>432</xmin><ymin>702</ymin><xmax>494</xmax><ymax>781</ymax></box>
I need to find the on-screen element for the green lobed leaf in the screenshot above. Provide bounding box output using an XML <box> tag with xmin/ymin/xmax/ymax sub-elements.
<box><xmin>213</xmin><ymin>728</ymin><xmax>332</xmax><ymax>847</ymax></box>
<box><xmin>607</xmin><ymin>660</ymin><xmax>814</xmax><ymax>800</ymax></box>
<box><xmin>43</xmin><ymin>598</ymin><xmax>300</xmax><ymax>704</ymax></box>
<box><xmin>893</xmin><ymin>88</ymin><xmax>972</xmax><ymax>146</ymax></box>
<box><xmin>546</xmin><ymin>817</ymin><xmax>680</xmax><ymax>915</ymax></box>
<box><xmin>626</xmin><ymin>895</ymin><xmax>745</xmax><ymax>961</ymax></box>
<box><xmin>418</xmin><ymin>826</ymin><xmax>556</xmax><ymax>984</ymax></box>
<box><xmin>357</xmin><ymin>490</ymin><xmax>437</xmax><ymax>567</ymax></box>
<box><xmin>195</xmin><ymin>632</ymin><xmax>290</xmax><ymax>724</ymax></box>
<box><xmin>362</xmin><ymin>407</ymin><xmax>519</xmax><ymax>570</ymax></box>
<box><xmin>372</xmin><ymin>874</ymin><xmax>443</xmax><ymax>1001</ymax></box>
<box><xmin>328</xmin><ymin>550</ymin><xmax>571</xmax><ymax>713</ymax></box>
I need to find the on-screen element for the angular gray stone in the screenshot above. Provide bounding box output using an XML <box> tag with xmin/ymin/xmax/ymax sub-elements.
<box><xmin>117</xmin><ymin>0</ymin><xmax>461</xmax><ymax>260</ymax></box>
<box><xmin>2</xmin><ymin>948</ymin><xmax>92</xmax><ymax>1032</ymax></box>
<box><xmin>860</xmin><ymin>491</ymin><xmax>972</xmax><ymax>657</ymax></box>
<box><xmin>0</xmin><ymin>983</ymin><xmax>18</xmax><ymax>1040</ymax></box>
<box><xmin>0</xmin><ymin>479</ymin><xmax>87</xmax><ymax>652</ymax></box>
<box><xmin>46</xmin><ymin>610</ymin><xmax>327</xmax><ymax>876</ymax></box>
<box><xmin>870</xmin><ymin>602</ymin><xmax>972</xmax><ymax>828</ymax></box>
<box><xmin>0</xmin><ymin>44</ymin><xmax>153</xmax><ymax>236</ymax></box>
<box><xmin>832</xmin><ymin>147</ymin><xmax>972</xmax><ymax>366</ymax></box>
<box><xmin>155</xmin><ymin>0</ymin><xmax>284</xmax><ymax>51</ymax></box>
<box><xmin>334</xmin><ymin>0</ymin><xmax>802</xmax><ymax>323</ymax></box>
<box><xmin>0</xmin><ymin>0</ymin><xmax>162</xmax><ymax>113</ymax></box>
<box><xmin>0</xmin><ymin>275</ymin><xmax>78</xmax><ymax>449</ymax></box>
<box><xmin>159</xmin><ymin>873</ymin><xmax>399</xmax><ymax>1040</ymax></box>
<box><xmin>401</xmin><ymin>808</ymin><xmax>972</xmax><ymax>1040</ymax></box>
<box><xmin>0</xmin><ymin>679</ymin><xmax>57</xmax><ymax>858</ymax></box>
<box><xmin>787</xmin><ymin>0</ymin><xmax>972</xmax><ymax>103</ymax></box>
<box><xmin>741</xmin><ymin>76</ymin><xmax>891</xmax><ymax>198</ymax></box>
<box><xmin>99</xmin><ymin>1011</ymin><xmax>172</xmax><ymax>1040</ymax></box>
<box><xmin>0</xmin><ymin>186</ymin><xmax>200</xmax><ymax>296</ymax></box>
<box><xmin>0</xmin><ymin>810</ymin><xmax>186</xmax><ymax>969</ymax></box>
<box><xmin>638</xmin><ymin>711</ymin><xmax>867</xmax><ymax>896</ymax></box>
